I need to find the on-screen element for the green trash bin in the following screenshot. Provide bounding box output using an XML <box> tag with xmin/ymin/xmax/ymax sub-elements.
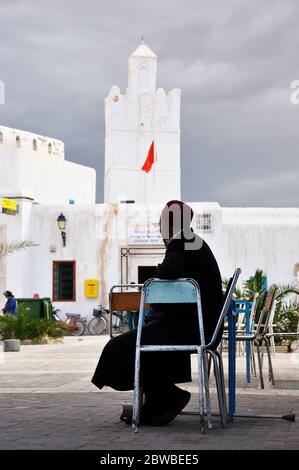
<box><xmin>15</xmin><ymin>298</ymin><xmax>54</xmax><ymax>321</ymax></box>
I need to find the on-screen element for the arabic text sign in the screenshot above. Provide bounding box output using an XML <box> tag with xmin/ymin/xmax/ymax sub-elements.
<box><xmin>127</xmin><ymin>223</ymin><xmax>163</xmax><ymax>245</ymax></box>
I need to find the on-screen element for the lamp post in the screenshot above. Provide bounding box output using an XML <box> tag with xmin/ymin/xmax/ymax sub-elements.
<box><xmin>57</xmin><ymin>213</ymin><xmax>67</xmax><ymax>247</ymax></box>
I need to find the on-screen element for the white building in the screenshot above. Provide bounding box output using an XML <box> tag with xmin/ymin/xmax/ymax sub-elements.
<box><xmin>0</xmin><ymin>41</ymin><xmax>298</xmax><ymax>316</ymax></box>
<box><xmin>104</xmin><ymin>41</ymin><xmax>181</xmax><ymax>205</ymax></box>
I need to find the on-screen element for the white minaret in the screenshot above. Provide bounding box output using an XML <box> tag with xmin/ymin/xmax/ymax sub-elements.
<box><xmin>104</xmin><ymin>40</ymin><xmax>181</xmax><ymax>205</ymax></box>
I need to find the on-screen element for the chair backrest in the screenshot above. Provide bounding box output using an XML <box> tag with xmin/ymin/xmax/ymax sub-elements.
<box><xmin>249</xmin><ymin>293</ymin><xmax>259</xmax><ymax>331</ymax></box>
<box><xmin>256</xmin><ymin>286</ymin><xmax>277</xmax><ymax>335</ymax></box>
<box><xmin>110</xmin><ymin>292</ymin><xmax>141</xmax><ymax>311</ymax></box>
<box><xmin>234</xmin><ymin>300</ymin><xmax>246</xmax><ymax>329</ymax></box>
<box><xmin>109</xmin><ymin>284</ymin><xmax>144</xmax><ymax>311</ymax></box>
<box><xmin>143</xmin><ymin>278</ymin><xmax>199</xmax><ymax>304</ymax></box>
<box><xmin>138</xmin><ymin>277</ymin><xmax>205</xmax><ymax>347</ymax></box>
<box><xmin>206</xmin><ymin>268</ymin><xmax>242</xmax><ymax>349</ymax></box>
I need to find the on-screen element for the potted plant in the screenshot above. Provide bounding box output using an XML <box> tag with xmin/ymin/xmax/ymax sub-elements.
<box><xmin>0</xmin><ymin>308</ymin><xmax>68</xmax><ymax>350</ymax></box>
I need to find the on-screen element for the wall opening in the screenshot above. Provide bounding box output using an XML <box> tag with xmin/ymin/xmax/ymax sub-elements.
<box><xmin>53</xmin><ymin>261</ymin><xmax>76</xmax><ymax>301</ymax></box>
<box><xmin>138</xmin><ymin>266</ymin><xmax>156</xmax><ymax>284</ymax></box>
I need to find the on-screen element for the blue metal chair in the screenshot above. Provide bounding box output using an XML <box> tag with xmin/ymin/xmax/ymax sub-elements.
<box><xmin>132</xmin><ymin>278</ymin><xmax>211</xmax><ymax>433</ymax></box>
<box><xmin>204</xmin><ymin>268</ymin><xmax>242</xmax><ymax>426</ymax></box>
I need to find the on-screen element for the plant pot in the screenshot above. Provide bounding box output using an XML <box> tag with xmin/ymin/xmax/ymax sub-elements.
<box><xmin>275</xmin><ymin>345</ymin><xmax>289</xmax><ymax>353</ymax></box>
<box><xmin>4</xmin><ymin>339</ymin><xmax>21</xmax><ymax>352</ymax></box>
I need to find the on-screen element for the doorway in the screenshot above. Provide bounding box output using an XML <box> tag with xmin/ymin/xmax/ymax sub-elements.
<box><xmin>138</xmin><ymin>266</ymin><xmax>157</xmax><ymax>284</ymax></box>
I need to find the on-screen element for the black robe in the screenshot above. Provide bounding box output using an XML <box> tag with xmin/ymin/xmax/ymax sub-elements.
<box><xmin>91</xmin><ymin>232</ymin><xmax>223</xmax><ymax>391</ymax></box>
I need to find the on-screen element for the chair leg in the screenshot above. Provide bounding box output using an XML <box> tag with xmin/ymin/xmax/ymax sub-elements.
<box><xmin>219</xmin><ymin>339</ymin><xmax>223</xmax><ymax>356</ymax></box>
<box><xmin>197</xmin><ymin>347</ymin><xmax>205</xmax><ymax>433</ymax></box>
<box><xmin>214</xmin><ymin>350</ymin><xmax>228</xmax><ymax>425</ymax></box>
<box><xmin>265</xmin><ymin>338</ymin><xmax>275</xmax><ymax>385</ymax></box>
<box><xmin>209</xmin><ymin>351</ymin><xmax>227</xmax><ymax>427</ymax></box>
<box><xmin>207</xmin><ymin>354</ymin><xmax>212</xmax><ymax>379</ymax></box>
<box><xmin>132</xmin><ymin>346</ymin><xmax>142</xmax><ymax>432</ymax></box>
<box><xmin>250</xmin><ymin>342</ymin><xmax>257</xmax><ymax>377</ymax></box>
<box><xmin>256</xmin><ymin>341</ymin><xmax>264</xmax><ymax>389</ymax></box>
<box><xmin>203</xmin><ymin>351</ymin><xmax>212</xmax><ymax>429</ymax></box>
<box><xmin>270</xmin><ymin>334</ymin><xmax>276</xmax><ymax>358</ymax></box>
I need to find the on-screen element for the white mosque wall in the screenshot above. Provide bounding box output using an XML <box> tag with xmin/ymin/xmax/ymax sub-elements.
<box><xmin>0</xmin><ymin>126</ymin><xmax>96</xmax><ymax>205</ymax></box>
<box><xmin>220</xmin><ymin>207</ymin><xmax>299</xmax><ymax>286</ymax></box>
<box><xmin>1</xmin><ymin>200</ymin><xmax>298</xmax><ymax>318</ymax></box>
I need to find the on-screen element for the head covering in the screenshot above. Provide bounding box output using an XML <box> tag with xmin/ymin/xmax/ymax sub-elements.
<box><xmin>3</xmin><ymin>290</ymin><xmax>13</xmax><ymax>298</ymax></box>
<box><xmin>165</xmin><ymin>200</ymin><xmax>194</xmax><ymax>221</ymax></box>
<box><xmin>160</xmin><ymin>200</ymin><xmax>194</xmax><ymax>241</ymax></box>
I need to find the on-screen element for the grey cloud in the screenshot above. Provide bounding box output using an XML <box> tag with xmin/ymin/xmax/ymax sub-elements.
<box><xmin>0</xmin><ymin>0</ymin><xmax>298</xmax><ymax>206</ymax></box>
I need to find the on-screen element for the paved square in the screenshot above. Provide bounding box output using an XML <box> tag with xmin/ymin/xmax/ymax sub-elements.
<box><xmin>0</xmin><ymin>336</ymin><xmax>298</xmax><ymax>450</ymax></box>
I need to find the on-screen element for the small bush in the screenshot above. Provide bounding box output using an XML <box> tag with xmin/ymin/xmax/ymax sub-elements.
<box><xmin>0</xmin><ymin>308</ymin><xmax>68</xmax><ymax>341</ymax></box>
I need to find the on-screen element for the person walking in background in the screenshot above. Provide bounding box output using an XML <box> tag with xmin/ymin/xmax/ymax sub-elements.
<box><xmin>127</xmin><ymin>282</ymin><xmax>140</xmax><ymax>331</ymax></box>
<box><xmin>2</xmin><ymin>291</ymin><xmax>17</xmax><ymax>316</ymax></box>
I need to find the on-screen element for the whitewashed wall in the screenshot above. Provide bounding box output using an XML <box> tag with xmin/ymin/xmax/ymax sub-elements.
<box><xmin>0</xmin><ymin>125</ymin><xmax>96</xmax><ymax>205</ymax></box>
<box><xmin>0</xmin><ymin>200</ymin><xmax>298</xmax><ymax>318</ymax></box>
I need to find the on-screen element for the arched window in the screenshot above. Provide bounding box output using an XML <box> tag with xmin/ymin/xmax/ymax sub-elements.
<box><xmin>0</xmin><ymin>131</ymin><xmax>3</xmax><ymax>144</ymax></box>
<box><xmin>16</xmin><ymin>135</ymin><xmax>21</xmax><ymax>148</ymax></box>
<box><xmin>33</xmin><ymin>139</ymin><xmax>37</xmax><ymax>151</ymax></box>
<box><xmin>48</xmin><ymin>142</ymin><xmax>52</xmax><ymax>154</ymax></box>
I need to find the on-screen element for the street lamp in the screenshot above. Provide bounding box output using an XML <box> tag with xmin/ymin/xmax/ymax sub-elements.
<box><xmin>57</xmin><ymin>212</ymin><xmax>67</xmax><ymax>247</ymax></box>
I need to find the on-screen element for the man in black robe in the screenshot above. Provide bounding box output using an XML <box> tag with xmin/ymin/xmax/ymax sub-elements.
<box><xmin>91</xmin><ymin>200</ymin><xmax>223</xmax><ymax>425</ymax></box>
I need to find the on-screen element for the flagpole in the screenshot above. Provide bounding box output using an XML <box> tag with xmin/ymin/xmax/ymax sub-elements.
<box><xmin>153</xmin><ymin>140</ymin><xmax>157</xmax><ymax>193</ymax></box>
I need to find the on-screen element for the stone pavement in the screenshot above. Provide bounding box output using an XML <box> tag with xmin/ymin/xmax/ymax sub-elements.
<box><xmin>0</xmin><ymin>336</ymin><xmax>298</xmax><ymax>450</ymax></box>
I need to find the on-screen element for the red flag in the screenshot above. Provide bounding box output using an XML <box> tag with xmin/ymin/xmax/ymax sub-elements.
<box><xmin>141</xmin><ymin>141</ymin><xmax>155</xmax><ymax>173</ymax></box>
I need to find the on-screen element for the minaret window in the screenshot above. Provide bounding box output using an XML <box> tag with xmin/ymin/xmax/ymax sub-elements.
<box><xmin>0</xmin><ymin>131</ymin><xmax>3</xmax><ymax>144</ymax></box>
<box><xmin>48</xmin><ymin>143</ymin><xmax>52</xmax><ymax>154</ymax></box>
<box><xmin>138</xmin><ymin>66</ymin><xmax>150</xmax><ymax>93</ymax></box>
<box><xmin>33</xmin><ymin>139</ymin><xmax>38</xmax><ymax>151</ymax></box>
<box><xmin>16</xmin><ymin>136</ymin><xmax>21</xmax><ymax>148</ymax></box>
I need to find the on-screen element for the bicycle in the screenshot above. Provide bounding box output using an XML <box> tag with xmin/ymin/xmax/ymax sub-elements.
<box><xmin>88</xmin><ymin>305</ymin><xmax>109</xmax><ymax>335</ymax></box>
<box><xmin>52</xmin><ymin>308</ymin><xmax>86</xmax><ymax>336</ymax></box>
<box><xmin>111</xmin><ymin>311</ymin><xmax>129</xmax><ymax>335</ymax></box>
<box><xmin>65</xmin><ymin>313</ymin><xmax>86</xmax><ymax>336</ymax></box>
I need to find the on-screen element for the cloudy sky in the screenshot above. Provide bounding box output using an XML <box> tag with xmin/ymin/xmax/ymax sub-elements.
<box><xmin>0</xmin><ymin>0</ymin><xmax>298</xmax><ymax>206</ymax></box>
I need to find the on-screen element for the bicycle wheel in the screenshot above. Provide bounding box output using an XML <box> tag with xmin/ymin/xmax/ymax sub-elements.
<box><xmin>111</xmin><ymin>312</ymin><xmax>128</xmax><ymax>335</ymax></box>
<box><xmin>117</xmin><ymin>313</ymin><xmax>129</xmax><ymax>335</ymax></box>
<box><xmin>88</xmin><ymin>317</ymin><xmax>107</xmax><ymax>335</ymax></box>
<box><xmin>72</xmin><ymin>320</ymin><xmax>86</xmax><ymax>336</ymax></box>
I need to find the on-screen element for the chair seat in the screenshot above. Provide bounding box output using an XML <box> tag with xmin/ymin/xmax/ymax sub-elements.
<box><xmin>140</xmin><ymin>345</ymin><xmax>199</xmax><ymax>352</ymax></box>
<box><xmin>65</xmin><ymin>313</ymin><xmax>81</xmax><ymax>318</ymax></box>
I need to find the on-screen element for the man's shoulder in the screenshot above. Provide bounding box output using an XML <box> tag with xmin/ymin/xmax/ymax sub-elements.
<box><xmin>168</xmin><ymin>233</ymin><xmax>206</xmax><ymax>251</ymax></box>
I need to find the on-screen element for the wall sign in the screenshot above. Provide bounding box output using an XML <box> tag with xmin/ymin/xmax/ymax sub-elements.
<box><xmin>2</xmin><ymin>198</ymin><xmax>17</xmax><ymax>215</ymax></box>
<box><xmin>84</xmin><ymin>279</ymin><xmax>99</xmax><ymax>298</ymax></box>
<box><xmin>127</xmin><ymin>222</ymin><xmax>163</xmax><ymax>245</ymax></box>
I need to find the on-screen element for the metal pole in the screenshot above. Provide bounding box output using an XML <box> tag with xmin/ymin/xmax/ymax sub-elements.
<box><xmin>245</xmin><ymin>300</ymin><xmax>251</xmax><ymax>384</ymax></box>
<box><xmin>228</xmin><ymin>300</ymin><xmax>236</xmax><ymax>422</ymax></box>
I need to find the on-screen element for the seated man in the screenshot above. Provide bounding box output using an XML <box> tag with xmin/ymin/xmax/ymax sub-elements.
<box><xmin>91</xmin><ymin>200</ymin><xmax>223</xmax><ymax>426</ymax></box>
